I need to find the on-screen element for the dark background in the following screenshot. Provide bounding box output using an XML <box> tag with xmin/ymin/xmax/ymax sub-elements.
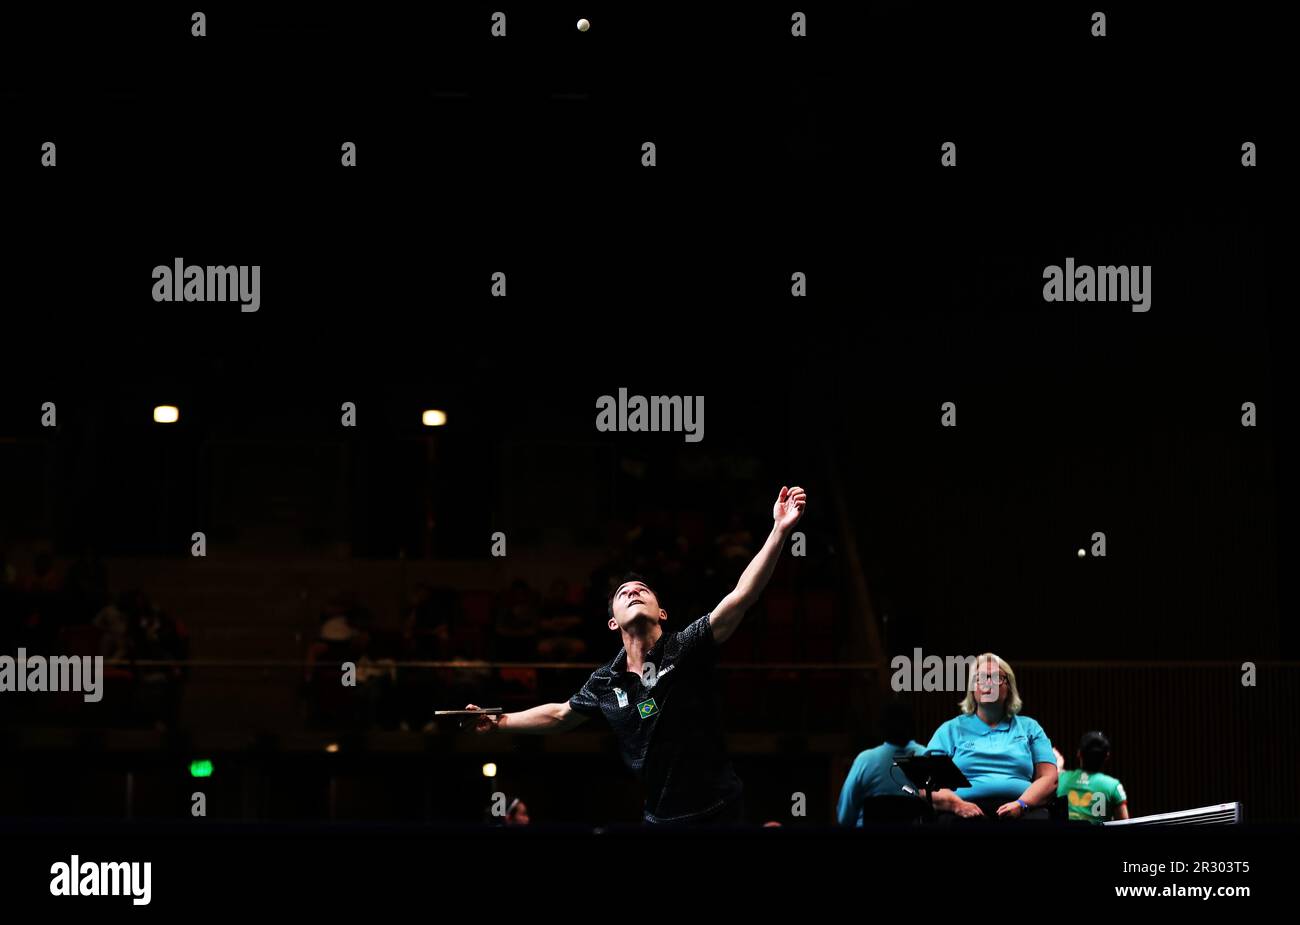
<box><xmin>0</xmin><ymin>0</ymin><xmax>1293</xmax><ymax>864</ymax></box>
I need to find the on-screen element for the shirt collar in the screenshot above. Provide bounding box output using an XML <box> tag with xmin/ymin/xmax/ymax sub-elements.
<box><xmin>962</xmin><ymin>712</ymin><xmax>1012</xmax><ymax>734</ymax></box>
<box><xmin>609</xmin><ymin>629</ymin><xmax>668</xmax><ymax>680</ymax></box>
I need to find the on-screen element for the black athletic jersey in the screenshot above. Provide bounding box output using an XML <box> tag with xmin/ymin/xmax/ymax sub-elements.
<box><xmin>568</xmin><ymin>613</ymin><xmax>744</xmax><ymax>822</ymax></box>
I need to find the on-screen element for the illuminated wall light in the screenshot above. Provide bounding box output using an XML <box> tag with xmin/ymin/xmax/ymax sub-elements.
<box><xmin>481</xmin><ymin>762</ymin><xmax>498</xmax><ymax>778</ymax></box>
<box><xmin>422</xmin><ymin>409</ymin><xmax>448</xmax><ymax>427</ymax></box>
<box><xmin>153</xmin><ymin>405</ymin><xmax>180</xmax><ymax>424</ymax></box>
<box><xmin>189</xmin><ymin>759</ymin><xmax>214</xmax><ymax>778</ymax></box>
<box><xmin>325</xmin><ymin>742</ymin><xmax>340</xmax><ymax>754</ymax></box>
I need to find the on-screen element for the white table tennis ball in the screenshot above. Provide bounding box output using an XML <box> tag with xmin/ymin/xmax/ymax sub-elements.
<box><xmin>577</xmin><ymin>18</ymin><xmax>590</xmax><ymax>32</ymax></box>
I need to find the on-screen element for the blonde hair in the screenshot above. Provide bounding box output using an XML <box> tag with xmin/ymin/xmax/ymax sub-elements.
<box><xmin>959</xmin><ymin>652</ymin><xmax>1023</xmax><ymax>716</ymax></box>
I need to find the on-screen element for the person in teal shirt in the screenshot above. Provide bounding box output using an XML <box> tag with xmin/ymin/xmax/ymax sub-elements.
<box><xmin>1057</xmin><ymin>730</ymin><xmax>1129</xmax><ymax>823</ymax></box>
<box><xmin>922</xmin><ymin>653</ymin><xmax>1058</xmax><ymax>819</ymax></box>
<box><xmin>837</xmin><ymin>700</ymin><xmax>926</xmax><ymax>825</ymax></box>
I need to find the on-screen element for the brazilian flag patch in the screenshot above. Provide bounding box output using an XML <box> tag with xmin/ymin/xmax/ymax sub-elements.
<box><xmin>637</xmin><ymin>698</ymin><xmax>659</xmax><ymax>719</ymax></box>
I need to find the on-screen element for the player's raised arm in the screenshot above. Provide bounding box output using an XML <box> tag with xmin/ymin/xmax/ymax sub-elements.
<box><xmin>462</xmin><ymin>702</ymin><xmax>587</xmax><ymax>735</ymax></box>
<box><xmin>709</xmin><ymin>485</ymin><xmax>807</xmax><ymax>644</ymax></box>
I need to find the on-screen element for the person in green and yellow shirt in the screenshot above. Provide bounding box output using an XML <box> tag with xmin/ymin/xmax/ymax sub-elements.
<box><xmin>1057</xmin><ymin>730</ymin><xmax>1129</xmax><ymax>823</ymax></box>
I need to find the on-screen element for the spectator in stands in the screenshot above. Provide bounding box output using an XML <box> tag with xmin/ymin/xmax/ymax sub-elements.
<box><xmin>10</xmin><ymin>549</ymin><xmax>64</xmax><ymax>648</ymax></box>
<box><xmin>402</xmin><ymin>582</ymin><xmax>450</xmax><ymax>659</ymax></box>
<box><xmin>921</xmin><ymin>653</ymin><xmax>1058</xmax><ymax>821</ymax></box>
<box><xmin>306</xmin><ymin>594</ymin><xmax>366</xmax><ymax>680</ymax></box>
<box><xmin>836</xmin><ymin>699</ymin><xmax>926</xmax><ymax>825</ymax></box>
<box><xmin>398</xmin><ymin>582</ymin><xmax>447</xmax><ymax>730</ymax></box>
<box><xmin>304</xmin><ymin>593</ymin><xmax>367</xmax><ymax>729</ymax></box>
<box><xmin>1057</xmin><ymin>731</ymin><xmax>1129</xmax><ymax>823</ymax></box>
<box><xmin>93</xmin><ymin>591</ymin><xmax>135</xmax><ymax>660</ymax></box>
<box><xmin>343</xmin><ymin>593</ymin><xmax>374</xmax><ymax>634</ymax></box>
<box><xmin>129</xmin><ymin>593</ymin><xmax>191</xmax><ymax>730</ymax></box>
<box><xmin>505</xmin><ymin>797</ymin><xmax>531</xmax><ymax>826</ymax></box>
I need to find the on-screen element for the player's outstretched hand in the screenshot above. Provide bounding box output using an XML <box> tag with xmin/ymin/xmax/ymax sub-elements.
<box><xmin>462</xmin><ymin>703</ymin><xmax>502</xmax><ymax>734</ymax></box>
<box><xmin>773</xmin><ymin>485</ymin><xmax>807</xmax><ymax>532</ymax></box>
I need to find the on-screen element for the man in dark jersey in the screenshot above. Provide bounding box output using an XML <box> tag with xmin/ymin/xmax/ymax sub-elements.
<box><xmin>465</xmin><ymin>485</ymin><xmax>807</xmax><ymax>825</ymax></box>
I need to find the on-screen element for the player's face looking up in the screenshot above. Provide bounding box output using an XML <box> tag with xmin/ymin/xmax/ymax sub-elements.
<box><xmin>973</xmin><ymin>660</ymin><xmax>1007</xmax><ymax>704</ymax></box>
<box><xmin>608</xmin><ymin>581</ymin><xmax>666</xmax><ymax>631</ymax></box>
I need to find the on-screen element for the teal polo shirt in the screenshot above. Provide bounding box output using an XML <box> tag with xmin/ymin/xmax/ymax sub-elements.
<box><xmin>925</xmin><ymin>713</ymin><xmax>1055</xmax><ymax>802</ymax></box>
<box><xmin>837</xmin><ymin>740</ymin><xmax>926</xmax><ymax>826</ymax></box>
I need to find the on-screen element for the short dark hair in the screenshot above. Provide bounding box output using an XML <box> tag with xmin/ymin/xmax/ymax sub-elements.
<box><xmin>607</xmin><ymin>572</ymin><xmax>655</xmax><ymax>619</ymax></box>
<box><xmin>1079</xmin><ymin>730</ymin><xmax>1111</xmax><ymax>772</ymax></box>
<box><xmin>1080</xmin><ymin>747</ymin><xmax>1109</xmax><ymax>773</ymax></box>
<box><xmin>880</xmin><ymin>698</ymin><xmax>915</xmax><ymax>747</ymax></box>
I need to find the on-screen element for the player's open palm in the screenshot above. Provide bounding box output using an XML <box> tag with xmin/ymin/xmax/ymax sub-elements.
<box><xmin>773</xmin><ymin>486</ymin><xmax>807</xmax><ymax>531</ymax></box>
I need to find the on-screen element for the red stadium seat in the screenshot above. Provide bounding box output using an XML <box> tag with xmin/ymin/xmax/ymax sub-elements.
<box><xmin>460</xmin><ymin>590</ymin><xmax>495</xmax><ymax>626</ymax></box>
<box><xmin>498</xmin><ymin>667</ymin><xmax>538</xmax><ymax>693</ymax></box>
<box><xmin>499</xmin><ymin>667</ymin><xmax>539</xmax><ymax>709</ymax></box>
